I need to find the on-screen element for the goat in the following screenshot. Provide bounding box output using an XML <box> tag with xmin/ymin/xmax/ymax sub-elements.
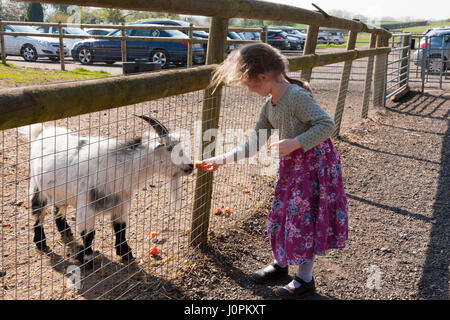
<box><xmin>20</xmin><ymin>115</ymin><xmax>193</xmax><ymax>265</ymax></box>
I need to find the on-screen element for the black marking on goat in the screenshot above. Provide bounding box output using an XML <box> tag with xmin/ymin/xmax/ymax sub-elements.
<box><xmin>89</xmin><ymin>188</ymin><xmax>120</xmax><ymax>212</ymax></box>
<box><xmin>113</xmin><ymin>222</ymin><xmax>133</xmax><ymax>261</ymax></box>
<box><xmin>31</xmin><ymin>188</ymin><xmax>48</xmax><ymax>251</ymax></box>
<box><xmin>117</xmin><ymin>136</ymin><xmax>143</xmax><ymax>155</ymax></box>
<box><xmin>77</xmin><ymin>139</ymin><xmax>88</xmax><ymax>150</ymax></box>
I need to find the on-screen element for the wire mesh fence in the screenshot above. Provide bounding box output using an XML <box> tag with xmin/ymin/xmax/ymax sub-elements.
<box><xmin>0</xmin><ymin>2</ymin><xmax>394</xmax><ymax>298</ymax></box>
<box><xmin>0</xmin><ymin>44</ymin><xmax>391</xmax><ymax>299</ymax></box>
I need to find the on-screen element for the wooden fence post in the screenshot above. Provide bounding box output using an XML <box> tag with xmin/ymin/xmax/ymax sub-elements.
<box><xmin>57</xmin><ymin>22</ymin><xmax>65</xmax><ymax>71</ymax></box>
<box><xmin>190</xmin><ymin>17</ymin><xmax>229</xmax><ymax>247</ymax></box>
<box><xmin>0</xmin><ymin>20</ymin><xmax>6</xmax><ymax>64</ymax></box>
<box><xmin>187</xmin><ymin>23</ymin><xmax>193</xmax><ymax>67</ymax></box>
<box><xmin>261</xmin><ymin>25</ymin><xmax>268</xmax><ymax>43</ymax></box>
<box><xmin>361</xmin><ymin>33</ymin><xmax>377</xmax><ymax>118</ymax></box>
<box><xmin>333</xmin><ymin>30</ymin><xmax>358</xmax><ymax>137</ymax></box>
<box><xmin>300</xmin><ymin>25</ymin><xmax>319</xmax><ymax>81</ymax></box>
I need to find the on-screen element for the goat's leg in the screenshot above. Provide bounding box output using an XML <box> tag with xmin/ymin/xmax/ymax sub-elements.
<box><xmin>54</xmin><ymin>205</ymin><xmax>73</xmax><ymax>244</ymax></box>
<box><xmin>112</xmin><ymin>218</ymin><xmax>134</xmax><ymax>262</ymax></box>
<box><xmin>75</xmin><ymin>204</ymin><xmax>96</xmax><ymax>267</ymax></box>
<box><xmin>111</xmin><ymin>198</ymin><xmax>134</xmax><ymax>262</ymax></box>
<box><xmin>31</xmin><ymin>190</ymin><xmax>49</xmax><ymax>252</ymax></box>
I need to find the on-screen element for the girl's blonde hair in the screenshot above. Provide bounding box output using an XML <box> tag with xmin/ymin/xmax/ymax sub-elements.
<box><xmin>210</xmin><ymin>42</ymin><xmax>312</xmax><ymax>94</ymax></box>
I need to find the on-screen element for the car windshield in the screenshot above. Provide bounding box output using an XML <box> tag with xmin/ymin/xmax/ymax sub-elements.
<box><xmin>10</xmin><ymin>25</ymin><xmax>39</xmax><ymax>33</ymax></box>
<box><xmin>64</xmin><ymin>28</ymin><xmax>89</xmax><ymax>35</ymax></box>
<box><xmin>108</xmin><ymin>29</ymin><xmax>132</xmax><ymax>36</ymax></box>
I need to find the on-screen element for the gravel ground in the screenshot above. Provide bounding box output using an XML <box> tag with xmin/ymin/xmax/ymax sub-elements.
<box><xmin>164</xmin><ymin>90</ymin><xmax>449</xmax><ymax>300</ymax></box>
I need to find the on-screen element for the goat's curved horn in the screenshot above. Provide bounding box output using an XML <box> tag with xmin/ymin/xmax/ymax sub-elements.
<box><xmin>134</xmin><ymin>115</ymin><xmax>169</xmax><ymax>138</ymax></box>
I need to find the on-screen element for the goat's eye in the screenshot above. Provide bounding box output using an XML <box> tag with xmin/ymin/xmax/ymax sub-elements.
<box><xmin>167</xmin><ymin>146</ymin><xmax>173</xmax><ymax>152</ymax></box>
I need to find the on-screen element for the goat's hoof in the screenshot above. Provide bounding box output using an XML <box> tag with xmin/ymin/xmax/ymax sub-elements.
<box><xmin>120</xmin><ymin>252</ymin><xmax>135</xmax><ymax>263</ymax></box>
<box><xmin>35</xmin><ymin>243</ymin><xmax>50</xmax><ymax>253</ymax></box>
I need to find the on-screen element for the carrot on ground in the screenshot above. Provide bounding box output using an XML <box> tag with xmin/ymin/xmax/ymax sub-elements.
<box><xmin>149</xmin><ymin>247</ymin><xmax>159</xmax><ymax>256</ymax></box>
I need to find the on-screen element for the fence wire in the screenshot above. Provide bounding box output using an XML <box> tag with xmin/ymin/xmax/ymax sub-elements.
<box><xmin>0</xmin><ymin>41</ymin><xmax>391</xmax><ymax>299</ymax></box>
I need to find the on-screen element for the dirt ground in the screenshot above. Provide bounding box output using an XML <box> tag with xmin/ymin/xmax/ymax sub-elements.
<box><xmin>0</xmin><ymin>59</ymin><xmax>448</xmax><ymax>300</ymax></box>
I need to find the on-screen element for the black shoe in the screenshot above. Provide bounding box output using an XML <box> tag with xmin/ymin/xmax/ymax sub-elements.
<box><xmin>275</xmin><ymin>276</ymin><xmax>316</xmax><ymax>300</ymax></box>
<box><xmin>252</xmin><ymin>262</ymin><xmax>288</xmax><ymax>284</ymax></box>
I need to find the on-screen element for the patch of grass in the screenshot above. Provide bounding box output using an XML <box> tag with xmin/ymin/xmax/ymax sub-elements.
<box><xmin>0</xmin><ymin>64</ymin><xmax>111</xmax><ymax>89</ymax></box>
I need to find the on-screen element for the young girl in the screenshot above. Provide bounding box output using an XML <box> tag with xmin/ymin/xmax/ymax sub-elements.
<box><xmin>197</xmin><ymin>43</ymin><xmax>348</xmax><ymax>299</ymax></box>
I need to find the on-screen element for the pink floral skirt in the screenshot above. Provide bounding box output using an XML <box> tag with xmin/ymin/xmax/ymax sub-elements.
<box><xmin>267</xmin><ymin>138</ymin><xmax>348</xmax><ymax>265</ymax></box>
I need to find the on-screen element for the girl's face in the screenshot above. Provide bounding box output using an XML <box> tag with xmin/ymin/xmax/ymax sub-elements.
<box><xmin>243</xmin><ymin>73</ymin><xmax>272</xmax><ymax>97</ymax></box>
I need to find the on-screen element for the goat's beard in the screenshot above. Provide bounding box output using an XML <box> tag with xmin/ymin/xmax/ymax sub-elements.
<box><xmin>169</xmin><ymin>175</ymin><xmax>182</xmax><ymax>211</ymax></box>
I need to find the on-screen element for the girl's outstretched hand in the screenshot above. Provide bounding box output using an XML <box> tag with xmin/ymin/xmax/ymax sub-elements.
<box><xmin>269</xmin><ymin>138</ymin><xmax>302</xmax><ymax>157</ymax></box>
<box><xmin>194</xmin><ymin>157</ymin><xmax>225</xmax><ymax>172</ymax></box>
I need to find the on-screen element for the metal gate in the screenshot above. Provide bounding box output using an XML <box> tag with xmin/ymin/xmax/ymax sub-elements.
<box><xmin>386</xmin><ymin>33</ymin><xmax>411</xmax><ymax>100</ymax></box>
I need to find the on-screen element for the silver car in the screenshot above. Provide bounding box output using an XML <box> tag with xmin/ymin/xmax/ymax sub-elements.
<box><xmin>2</xmin><ymin>25</ymin><xmax>68</xmax><ymax>62</ymax></box>
<box><xmin>36</xmin><ymin>26</ymin><xmax>90</xmax><ymax>51</ymax></box>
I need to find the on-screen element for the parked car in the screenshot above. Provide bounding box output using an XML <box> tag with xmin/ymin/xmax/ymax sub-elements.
<box><xmin>413</xmin><ymin>30</ymin><xmax>450</xmax><ymax>73</ymax></box>
<box><xmin>239</xmin><ymin>32</ymin><xmax>260</xmax><ymax>41</ymax></box>
<box><xmin>36</xmin><ymin>26</ymin><xmax>90</xmax><ymax>50</ymax></box>
<box><xmin>267</xmin><ymin>30</ymin><xmax>291</xmax><ymax>50</ymax></box>
<box><xmin>85</xmin><ymin>28</ymin><xmax>112</xmax><ymax>36</ymax></box>
<box><xmin>318</xmin><ymin>31</ymin><xmax>345</xmax><ymax>44</ymax></box>
<box><xmin>71</xmin><ymin>25</ymin><xmax>205</xmax><ymax>67</ymax></box>
<box><xmin>227</xmin><ymin>31</ymin><xmax>244</xmax><ymax>52</ymax></box>
<box><xmin>279</xmin><ymin>27</ymin><xmax>306</xmax><ymax>49</ymax></box>
<box><xmin>422</xmin><ymin>26</ymin><xmax>450</xmax><ymax>35</ymax></box>
<box><xmin>2</xmin><ymin>24</ymin><xmax>68</xmax><ymax>61</ymax></box>
<box><xmin>135</xmin><ymin>19</ymin><xmax>210</xmax><ymax>55</ymax></box>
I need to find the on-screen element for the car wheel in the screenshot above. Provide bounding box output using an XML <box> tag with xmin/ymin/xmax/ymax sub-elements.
<box><xmin>78</xmin><ymin>47</ymin><xmax>93</xmax><ymax>65</ymax></box>
<box><xmin>150</xmin><ymin>49</ymin><xmax>169</xmax><ymax>68</ymax></box>
<box><xmin>21</xmin><ymin>44</ymin><xmax>38</xmax><ymax>62</ymax></box>
<box><xmin>427</xmin><ymin>54</ymin><xmax>446</xmax><ymax>73</ymax></box>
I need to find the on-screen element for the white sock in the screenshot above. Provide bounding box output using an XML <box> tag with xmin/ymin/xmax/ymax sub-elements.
<box><xmin>287</xmin><ymin>259</ymin><xmax>314</xmax><ymax>289</ymax></box>
<box><xmin>262</xmin><ymin>259</ymin><xmax>286</xmax><ymax>273</ymax></box>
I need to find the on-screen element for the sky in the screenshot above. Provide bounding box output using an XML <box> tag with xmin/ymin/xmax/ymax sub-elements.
<box><xmin>265</xmin><ymin>0</ymin><xmax>450</xmax><ymax>21</ymax></box>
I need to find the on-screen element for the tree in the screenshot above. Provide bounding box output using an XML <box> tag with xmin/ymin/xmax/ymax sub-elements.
<box><xmin>0</xmin><ymin>0</ymin><xmax>28</xmax><ymax>21</ymax></box>
<box><xmin>26</xmin><ymin>2</ymin><xmax>44</xmax><ymax>22</ymax></box>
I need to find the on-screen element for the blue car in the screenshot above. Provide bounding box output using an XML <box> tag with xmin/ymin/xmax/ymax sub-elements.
<box><xmin>71</xmin><ymin>26</ymin><xmax>205</xmax><ymax>67</ymax></box>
